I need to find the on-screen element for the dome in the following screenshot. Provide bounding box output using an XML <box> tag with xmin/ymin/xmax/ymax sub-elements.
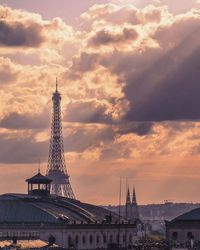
<box><xmin>0</xmin><ymin>193</ymin><xmax>118</xmax><ymax>225</ymax></box>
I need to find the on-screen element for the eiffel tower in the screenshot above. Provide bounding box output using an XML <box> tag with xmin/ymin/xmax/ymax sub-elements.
<box><xmin>46</xmin><ymin>80</ymin><xmax>75</xmax><ymax>199</ymax></box>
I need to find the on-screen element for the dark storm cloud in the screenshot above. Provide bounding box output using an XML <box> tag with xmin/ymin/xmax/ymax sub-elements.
<box><xmin>0</xmin><ymin>125</ymin><xmax>116</xmax><ymax>164</ymax></box>
<box><xmin>64</xmin><ymin>126</ymin><xmax>115</xmax><ymax>152</ymax></box>
<box><xmin>0</xmin><ymin>112</ymin><xmax>49</xmax><ymax>129</ymax></box>
<box><xmin>96</xmin><ymin>19</ymin><xmax>200</xmax><ymax>122</ymax></box>
<box><xmin>0</xmin><ymin>21</ymin><xmax>44</xmax><ymax>47</ymax></box>
<box><xmin>68</xmin><ymin>53</ymin><xmax>99</xmax><ymax>79</ymax></box>
<box><xmin>0</xmin><ymin>136</ymin><xmax>48</xmax><ymax>164</ymax></box>
<box><xmin>64</xmin><ymin>100</ymin><xmax>112</xmax><ymax>123</ymax></box>
<box><xmin>72</xmin><ymin>53</ymin><xmax>99</xmax><ymax>72</ymax></box>
<box><xmin>99</xmin><ymin>47</ymin><xmax>162</xmax><ymax>77</ymax></box>
<box><xmin>0</xmin><ymin>120</ymin><xmax>152</xmax><ymax>164</ymax></box>
<box><xmin>73</xmin><ymin>4</ymin><xmax>200</xmax><ymax>123</ymax></box>
<box><xmin>88</xmin><ymin>27</ymin><xmax>138</xmax><ymax>47</ymax></box>
<box><xmin>125</xmin><ymin>43</ymin><xmax>200</xmax><ymax>122</ymax></box>
<box><xmin>116</xmin><ymin>122</ymin><xmax>153</xmax><ymax>136</ymax></box>
<box><xmin>64</xmin><ymin>100</ymin><xmax>153</xmax><ymax>135</ymax></box>
<box><xmin>99</xmin><ymin>141</ymin><xmax>132</xmax><ymax>161</ymax></box>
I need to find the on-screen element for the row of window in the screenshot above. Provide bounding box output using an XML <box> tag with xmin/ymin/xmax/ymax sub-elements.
<box><xmin>172</xmin><ymin>231</ymin><xmax>194</xmax><ymax>240</ymax></box>
<box><xmin>67</xmin><ymin>233</ymin><xmax>133</xmax><ymax>246</ymax></box>
<box><xmin>0</xmin><ymin>232</ymin><xmax>39</xmax><ymax>238</ymax></box>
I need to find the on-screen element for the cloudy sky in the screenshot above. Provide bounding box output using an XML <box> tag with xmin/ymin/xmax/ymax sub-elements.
<box><xmin>1</xmin><ymin>0</ymin><xmax>200</xmax><ymax>205</ymax></box>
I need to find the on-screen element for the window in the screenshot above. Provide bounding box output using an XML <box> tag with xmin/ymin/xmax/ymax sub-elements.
<box><xmin>110</xmin><ymin>235</ymin><xmax>113</xmax><ymax>243</ymax></box>
<box><xmin>172</xmin><ymin>232</ymin><xmax>178</xmax><ymax>241</ymax></box>
<box><xmin>75</xmin><ymin>235</ymin><xmax>79</xmax><ymax>244</ymax></box>
<box><xmin>96</xmin><ymin>235</ymin><xmax>100</xmax><ymax>244</ymax></box>
<box><xmin>187</xmin><ymin>232</ymin><xmax>194</xmax><ymax>240</ymax></box>
<box><xmin>68</xmin><ymin>236</ymin><xmax>71</xmax><ymax>246</ymax></box>
<box><xmin>129</xmin><ymin>234</ymin><xmax>132</xmax><ymax>243</ymax></box>
<box><xmin>138</xmin><ymin>224</ymin><xmax>142</xmax><ymax>231</ymax></box>
<box><xmin>103</xmin><ymin>234</ymin><xmax>107</xmax><ymax>243</ymax></box>
<box><xmin>116</xmin><ymin>234</ymin><xmax>119</xmax><ymax>243</ymax></box>
<box><xmin>48</xmin><ymin>235</ymin><xmax>56</xmax><ymax>245</ymax></box>
<box><xmin>82</xmin><ymin>235</ymin><xmax>86</xmax><ymax>244</ymax></box>
<box><xmin>123</xmin><ymin>234</ymin><xmax>126</xmax><ymax>242</ymax></box>
<box><xmin>89</xmin><ymin>235</ymin><xmax>93</xmax><ymax>244</ymax></box>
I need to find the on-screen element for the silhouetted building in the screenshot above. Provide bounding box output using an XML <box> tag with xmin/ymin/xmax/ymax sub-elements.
<box><xmin>132</xmin><ymin>186</ymin><xmax>140</xmax><ymax>221</ymax></box>
<box><xmin>166</xmin><ymin>207</ymin><xmax>200</xmax><ymax>248</ymax></box>
<box><xmin>125</xmin><ymin>186</ymin><xmax>140</xmax><ymax>222</ymax></box>
<box><xmin>125</xmin><ymin>187</ymin><xmax>132</xmax><ymax>220</ymax></box>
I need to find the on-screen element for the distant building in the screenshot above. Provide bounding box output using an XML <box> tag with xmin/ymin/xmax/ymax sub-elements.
<box><xmin>166</xmin><ymin>207</ymin><xmax>200</xmax><ymax>248</ymax></box>
<box><xmin>125</xmin><ymin>187</ymin><xmax>140</xmax><ymax>221</ymax></box>
<box><xmin>125</xmin><ymin>186</ymin><xmax>150</xmax><ymax>237</ymax></box>
<box><xmin>105</xmin><ymin>202</ymin><xmax>200</xmax><ymax>236</ymax></box>
<box><xmin>132</xmin><ymin>187</ymin><xmax>140</xmax><ymax>221</ymax></box>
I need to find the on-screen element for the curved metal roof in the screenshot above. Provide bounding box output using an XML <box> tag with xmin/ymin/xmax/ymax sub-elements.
<box><xmin>0</xmin><ymin>194</ymin><xmax>118</xmax><ymax>225</ymax></box>
<box><xmin>168</xmin><ymin>207</ymin><xmax>200</xmax><ymax>224</ymax></box>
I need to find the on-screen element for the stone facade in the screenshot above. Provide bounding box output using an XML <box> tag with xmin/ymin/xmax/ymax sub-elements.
<box><xmin>166</xmin><ymin>208</ymin><xmax>200</xmax><ymax>248</ymax></box>
<box><xmin>166</xmin><ymin>221</ymin><xmax>200</xmax><ymax>243</ymax></box>
<box><xmin>0</xmin><ymin>223</ymin><xmax>137</xmax><ymax>249</ymax></box>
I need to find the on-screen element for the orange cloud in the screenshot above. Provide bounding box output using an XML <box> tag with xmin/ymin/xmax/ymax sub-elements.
<box><xmin>0</xmin><ymin>5</ymin><xmax>74</xmax><ymax>50</ymax></box>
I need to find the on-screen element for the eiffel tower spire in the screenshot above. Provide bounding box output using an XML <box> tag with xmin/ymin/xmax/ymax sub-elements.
<box><xmin>46</xmin><ymin>80</ymin><xmax>75</xmax><ymax>199</ymax></box>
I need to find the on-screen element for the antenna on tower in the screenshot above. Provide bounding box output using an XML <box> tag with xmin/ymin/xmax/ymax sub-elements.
<box><xmin>56</xmin><ymin>78</ymin><xmax>58</xmax><ymax>92</ymax></box>
<box><xmin>38</xmin><ymin>159</ymin><xmax>41</xmax><ymax>173</ymax></box>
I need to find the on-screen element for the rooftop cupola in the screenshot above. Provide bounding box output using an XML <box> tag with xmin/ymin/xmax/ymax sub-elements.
<box><xmin>26</xmin><ymin>170</ymin><xmax>52</xmax><ymax>196</ymax></box>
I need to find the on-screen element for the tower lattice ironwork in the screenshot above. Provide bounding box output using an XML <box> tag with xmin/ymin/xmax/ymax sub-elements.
<box><xmin>46</xmin><ymin>81</ymin><xmax>75</xmax><ymax>199</ymax></box>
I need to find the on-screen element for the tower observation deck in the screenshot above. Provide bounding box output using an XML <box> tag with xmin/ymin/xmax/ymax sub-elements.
<box><xmin>46</xmin><ymin>81</ymin><xmax>75</xmax><ymax>199</ymax></box>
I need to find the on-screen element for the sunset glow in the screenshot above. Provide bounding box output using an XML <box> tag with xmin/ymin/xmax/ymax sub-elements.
<box><xmin>1</xmin><ymin>0</ymin><xmax>200</xmax><ymax>205</ymax></box>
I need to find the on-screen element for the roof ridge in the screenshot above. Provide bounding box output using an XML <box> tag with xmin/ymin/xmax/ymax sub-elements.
<box><xmin>30</xmin><ymin>202</ymin><xmax>60</xmax><ymax>221</ymax></box>
<box><xmin>171</xmin><ymin>206</ymin><xmax>200</xmax><ymax>222</ymax></box>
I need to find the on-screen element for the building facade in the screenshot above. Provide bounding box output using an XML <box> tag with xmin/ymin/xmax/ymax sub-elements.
<box><xmin>166</xmin><ymin>207</ymin><xmax>200</xmax><ymax>248</ymax></box>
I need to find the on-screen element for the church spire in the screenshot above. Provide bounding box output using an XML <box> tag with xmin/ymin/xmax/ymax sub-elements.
<box><xmin>125</xmin><ymin>186</ymin><xmax>131</xmax><ymax>220</ymax></box>
<box><xmin>131</xmin><ymin>185</ymin><xmax>140</xmax><ymax>220</ymax></box>
<box><xmin>132</xmin><ymin>185</ymin><xmax>137</xmax><ymax>205</ymax></box>
<box><xmin>126</xmin><ymin>186</ymin><xmax>131</xmax><ymax>205</ymax></box>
